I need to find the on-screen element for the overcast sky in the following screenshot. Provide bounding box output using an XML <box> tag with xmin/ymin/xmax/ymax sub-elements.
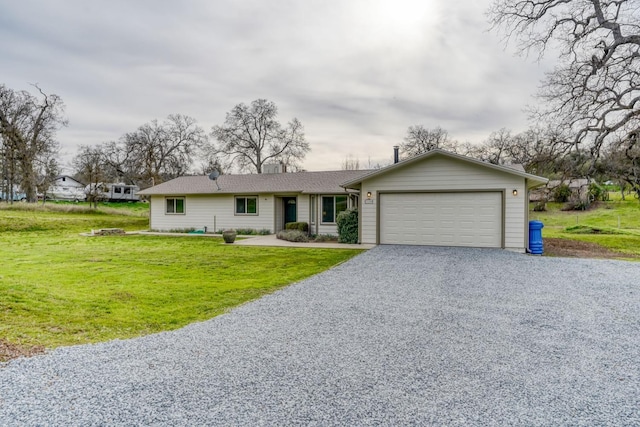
<box><xmin>0</xmin><ymin>0</ymin><xmax>553</xmax><ymax>172</ymax></box>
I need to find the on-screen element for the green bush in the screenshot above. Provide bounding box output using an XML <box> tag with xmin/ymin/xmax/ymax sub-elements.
<box><xmin>337</xmin><ymin>208</ymin><xmax>358</xmax><ymax>244</ymax></box>
<box><xmin>313</xmin><ymin>234</ymin><xmax>338</xmax><ymax>242</ymax></box>
<box><xmin>276</xmin><ymin>229</ymin><xmax>309</xmax><ymax>242</ymax></box>
<box><xmin>235</xmin><ymin>228</ymin><xmax>257</xmax><ymax>235</ymax></box>
<box><xmin>230</xmin><ymin>228</ymin><xmax>272</xmax><ymax>235</ymax></box>
<box><xmin>589</xmin><ymin>183</ymin><xmax>608</xmax><ymax>201</ymax></box>
<box><xmin>553</xmin><ymin>184</ymin><xmax>572</xmax><ymax>202</ymax></box>
<box><xmin>533</xmin><ymin>201</ymin><xmax>547</xmax><ymax>212</ymax></box>
<box><xmin>285</xmin><ymin>222</ymin><xmax>309</xmax><ymax>233</ymax></box>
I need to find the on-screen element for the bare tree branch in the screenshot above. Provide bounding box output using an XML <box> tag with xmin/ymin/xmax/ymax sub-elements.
<box><xmin>489</xmin><ymin>0</ymin><xmax>640</xmax><ymax>157</ymax></box>
<box><xmin>399</xmin><ymin>125</ymin><xmax>459</xmax><ymax>158</ymax></box>
<box><xmin>0</xmin><ymin>84</ymin><xmax>65</xmax><ymax>202</ymax></box>
<box><xmin>211</xmin><ymin>99</ymin><xmax>309</xmax><ymax>173</ymax></box>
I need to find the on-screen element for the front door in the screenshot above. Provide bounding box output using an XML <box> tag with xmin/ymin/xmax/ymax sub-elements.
<box><xmin>283</xmin><ymin>197</ymin><xmax>297</xmax><ymax>226</ymax></box>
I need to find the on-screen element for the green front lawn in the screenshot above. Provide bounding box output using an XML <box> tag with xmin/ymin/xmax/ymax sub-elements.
<box><xmin>0</xmin><ymin>204</ymin><xmax>362</xmax><ymax>357</ymax></box>
<box><xmin>530</xmin><ymin>195</ymin><xmax>640</xmax><ymax>257</ymax></box>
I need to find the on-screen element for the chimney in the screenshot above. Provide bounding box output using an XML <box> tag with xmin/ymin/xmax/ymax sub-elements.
<box><xmin>393</xmin><ymin>146</ymin><xmax>399</xmax><ymax>164</ymax></box>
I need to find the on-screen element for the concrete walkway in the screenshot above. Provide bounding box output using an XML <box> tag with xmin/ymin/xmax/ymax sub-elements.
<box><xmin>233</xmin><ymin>233</ymin><xmax>374</xmax><ymax>249</ymax></box>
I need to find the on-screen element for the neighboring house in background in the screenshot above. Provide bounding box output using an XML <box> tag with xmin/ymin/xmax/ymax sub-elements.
<box><xmin>139</xmin><ymin>149</ymin><xmax>548</xmax><ymax>252</ymax></box>
<box><xmin>530</xmin><ymin>178</ymin><xmax>595</xmax><ymax>202</ymax></box>
<box><xmin>46</xmin><ymin>175</ymin><xmax>86</xmax><ymax>201</ymax></box>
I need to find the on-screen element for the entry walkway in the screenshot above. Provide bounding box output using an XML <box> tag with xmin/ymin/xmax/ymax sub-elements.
<box><xmin>234</xmin><ymin>234</ymin><xmax>375</xmax><ymax>249</ymax></box>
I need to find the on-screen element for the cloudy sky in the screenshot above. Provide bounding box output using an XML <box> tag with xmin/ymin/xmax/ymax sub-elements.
<box><xmin>1</xmin><ymin>0</ymin><xmax>553</xmax><ymax>172</ymax></box>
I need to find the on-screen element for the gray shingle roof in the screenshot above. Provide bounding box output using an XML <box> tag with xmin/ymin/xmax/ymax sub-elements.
<box><xmin>137</xmin><ymin>170</ymin><xmax>371</xmax><ymax>196</ymax></box>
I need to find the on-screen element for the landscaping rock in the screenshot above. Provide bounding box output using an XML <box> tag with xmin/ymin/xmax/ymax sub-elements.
<box><xmin>93</xmin><ymin>228</ymin><xmax>126</xmax><ymax>236</ymax></box>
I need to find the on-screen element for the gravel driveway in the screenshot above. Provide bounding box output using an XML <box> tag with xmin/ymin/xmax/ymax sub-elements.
<box><xmin>1</xmin><ymin>246</ymin><xmax>639</xmax><ymax>426</ymax></box>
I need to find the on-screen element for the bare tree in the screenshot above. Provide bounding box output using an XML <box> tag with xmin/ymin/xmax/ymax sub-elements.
<box><xmin>196</xmin><ymin>148</ymin><xmax>227</xmax><ymax>176</ymax></box>
<box><xmin>477</xmin><ymin>128</ymin><xmax>514</xmax><ymax>165</ymax></box>
<box><xmin>342</xmin><ymin>154</ymin><xmax>360</xmax><ymax>170</ymax></box>
<box><xmin>0</xmin><ymin>84</ymin><xmax>65</xmax><ymax>201</ymax></box>
<box><xmin>600</xmin><ymin>133</ymin><xmax>640</xmax><ymax>199</ymax></box>
<box><xmin>489</xmin><ymin>0</ymin><xmax>640</xmax><ymax>157</ymax></box>
<box><xmin>211</xmin><ymin>99</ymin><xmax>309</xmax><ymax>173</ymax></box>
<box><xmin>73</xmin><ymin>144</ymin><xmax>108</xmax><ymax>208</ymax></box>
<box><xmin>366</xmin><ymin>156</ymin><xmax>386</xmax><ymax>170</ymax></box>
<box><xmin>37</xmin><ymin>157</ymin><xmax>59</xmax><ymax>204</ymax></box>
<box><xmin>400</xmin><ymin>125</ymin><xmax>458</xmax><ymax>158</ymax></box>
<box><xmin>123</xmin><ymin>114</ymin><xmax>206</xmax><ymax>187</ymax></box>
<box><xmin>472</xmin><ymin>126</ymin><xmax>572</xmax><ymax>176</ymax></box>
<box><xmin>100</xmin><ymin>140</ymin><xmax>140</xmax><ymax>186</ymax></box>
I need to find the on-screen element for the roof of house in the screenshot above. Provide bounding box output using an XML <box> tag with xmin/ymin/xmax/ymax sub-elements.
<box><xmin>53</xmin><ymin>175</ymin><xmax>85</xmax><ymax>186</ymax></box>
<box><xmin>546</xmin><ymin>178</ymin><xmax>593</xmax><ymax>189</ymax></box>
<box><xmin>341</xmin><ymin>149</ymin><xmax>549</xmax><ymax>189</ymax></box>
<box><xmin>137</xmin><ymin>170</ymin><xmax>372</xmax><ymax>196</ymax></box>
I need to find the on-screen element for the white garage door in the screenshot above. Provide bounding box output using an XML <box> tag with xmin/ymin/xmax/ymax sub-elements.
<box><xmin>380</xmin><ymin>192</ymin><xmax>502</xmax><ymax>247</ymax></box>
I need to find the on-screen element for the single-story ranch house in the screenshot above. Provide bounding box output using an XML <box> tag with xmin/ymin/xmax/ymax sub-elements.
<box><xmin>138</xmin><ymin>149</ymin><xmax>548</xmax><ymax>252</ymax></box>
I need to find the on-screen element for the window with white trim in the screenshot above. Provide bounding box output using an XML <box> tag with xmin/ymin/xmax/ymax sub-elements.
<box><xmin>310</xmin><ymin>195</ymin><xmax>316</xmax><ymax>224</ymax></box>
<box><xmin>235</xmin><ymin>196</ymin><xmax>258</xmax><ymax>215</ymax></box>
<box><xmin>321</xmin><ymin>195</ymin><xmax>347</xmax><ymax>223</ymax></box>
<box><xmin>166</xmin><ymin>197</ymin><xmax>185</xmax><ymax>214</ymax></box>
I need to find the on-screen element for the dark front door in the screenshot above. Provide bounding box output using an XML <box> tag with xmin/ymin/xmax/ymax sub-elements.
<box><xmin>283</xmin><ymin>197</ymin><xmax>297</xmax><ymax>226</ymax></box>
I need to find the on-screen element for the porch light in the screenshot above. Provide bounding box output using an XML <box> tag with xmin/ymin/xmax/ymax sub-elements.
<box><xmin>512</xmin><ymin>189</ymin><xmax>518</xmax><ymax>196</ymax></box>
<box><xmin>366</xmin><ymin>191</ymin><xmax>372</xmax><ymax>199</ymax></box>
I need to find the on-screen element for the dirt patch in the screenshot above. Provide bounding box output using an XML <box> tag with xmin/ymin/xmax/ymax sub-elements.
<box><xmin>0</xmin><ymin>339</ymin><xmax>45</xmax><ymax>363</ymax></box>
<box><xmin>543</xmin><ymin>238</ymin><xmax>638</xmax><ymax>260</ymax></box>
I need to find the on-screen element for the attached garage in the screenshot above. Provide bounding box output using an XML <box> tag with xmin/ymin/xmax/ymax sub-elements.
<box><xmin>341</xmin><ymin>149</ymin><xmax>548</xmax><ymax>252</ymax></box>
<box><xmin>379</xmin><ymin>192</ymin><xmax>502</xmax><ymax>247</ymax></box>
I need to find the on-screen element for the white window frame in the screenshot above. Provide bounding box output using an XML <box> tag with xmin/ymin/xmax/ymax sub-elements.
<box><xmin>235</xmin><ymin>196</ymin><xmax>258</xmax><ymax>216</ymax></box>
<box><xmin>321</xmin><ymin>195</ymin><xmax>347</xmax><ymax>224</ymax></box>
<box><xmin>165</xmin><ymin>197</ymin><xmax>185</xmax><ymax>215</ymax></box>
<box><xmin>310</xmin><ymin>195</ymin><xmax>316</xmax><ymax>225</ymax></box>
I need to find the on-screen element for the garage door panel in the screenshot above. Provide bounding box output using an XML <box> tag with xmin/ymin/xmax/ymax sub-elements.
<box><xmin>380</xmin><ymin>192</ymin><xmax>502</xmax><ymax>247</ymax></box>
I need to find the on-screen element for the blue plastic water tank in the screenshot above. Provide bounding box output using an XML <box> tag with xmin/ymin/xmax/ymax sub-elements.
<box><xmin>529</xmin><ymin>220</ymin><xmax>544</xmax><ymax>255</ymax></box>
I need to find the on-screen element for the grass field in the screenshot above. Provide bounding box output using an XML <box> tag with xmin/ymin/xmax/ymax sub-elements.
<box><xmin>530</xmin><ymin>194</ymin><xmax>640</xmax><ymax>257</ymax></box>
<box><xmin>0</xmin><ymin>203</ymin><xmax>362</xmax><ymax>360</ymax></box>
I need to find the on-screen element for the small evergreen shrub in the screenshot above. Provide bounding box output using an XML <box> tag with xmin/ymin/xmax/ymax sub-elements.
<box><xmin>337</xmin><ymin>208</ymin><xmax>358</xmax><ymax>244</ymax></box>
<box><xmin>156</xmin><ymin>228</ymin><xmax>196</xmax><ymax>233</ymax></box>
<box><xmin>276</xmin><ymin>229</ymin><xmax>309</xmax><ymax>242</ymax></box>
<box><xmin>589</xmin><ymin>183</ymin><xmax>608</xmax><ymax>201</ymax></box>
<box><xmin>553</xmin><ymin>184</ymin><xmax>572</xmax><ymax>202</ymax></box>
<box><xmin>313</xmin><ymin>234</ymin><xmax>338</xmax><ymax>242</ymax></box>
<box><xmin>285</xmin><ymin>222</ymin><xmax>309</xmax><ymax>233</ymax></box>
<box><xmin>235</xmin><ymin>228</ymin><xmax>257</xmax><ymax>235</ymax></box>
<box><xmin>222</xmin><ymin>228</ymin><xmax>272</xmax><ymax>235</ymax></box>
